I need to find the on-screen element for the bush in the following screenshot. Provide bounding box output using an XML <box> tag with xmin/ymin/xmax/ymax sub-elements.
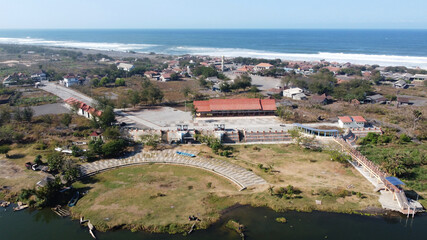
<box><xmin>0</xmin><ymin>145</ymin><xmax>11</xmax><ymax>155</ymax></box>
<box><xmin>102</xmin><ymin>139</ymin><xmax>127</xmax><ymax>158</ymax></box>
<box><xmin>34</xmin><ymin>155</ymin><xmax>43</xmax><ymax>165</ymax></box>
<box><xmin>329</xmin><ymin>151</ymin><xmax>350</xmax><ymax>164</ymax></box>
<box><xmin>399</xmin><ymin>134</ymin><xmax>412</xmax><ymax>143</ymax></box>
<box><xmin>35</xmin><ymin>142</ymin><xmax>48</xmax><ymax>150</ymax></box>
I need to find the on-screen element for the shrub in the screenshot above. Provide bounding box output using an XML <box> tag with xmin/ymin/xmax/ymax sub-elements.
<box><xmin>34</xmin><ymin>155</ymin><xmax>43</xmax><ymax>165</ymax></box>
<box><xmin>0</xmin><ymin>145</ymin><xmax>11</xmax><ymax>155</ymax></box>
<box><xmin>102</xmin><ymin>139</ymin><xmax>127</xmax><ymax>158</ymax></box>
<box><xmin>399</xmin><ymin>134</ymin><xmax>412</xmax><ymax>143</ymax></box>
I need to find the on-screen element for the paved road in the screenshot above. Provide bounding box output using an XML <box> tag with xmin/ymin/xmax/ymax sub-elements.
<box><xmin>40</xmin><ymin>82</ymin><xmax>149</xmax><ymax>128</ymax></box>
<box><xmin>80</xmin><ymin>149</ymin><xmax>267</xmax><ymax>190</ymax></box>
<box><xmin>41</xmin><ymin>82</ymin><xmax>95</xmax><ymax>106</ymax></box>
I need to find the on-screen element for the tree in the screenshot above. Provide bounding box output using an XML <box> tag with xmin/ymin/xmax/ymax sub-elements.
<box><xmin>413</xmin><ymin>110</ymin><xmax>422</xmax><ymax>129</ymax></box>
<box><xmin>192</xmin><ymin>66</ymin><xmax>218</xmax><ymax>78</ymax></box>
<box><xmin>61</xmin><ymin>113</ymin><xmax>72</xmax><ymax>127</ymax></box>
<box><xmin>115</xmin><ymin>78</ymin><xmax>126</xmax><ymax>86</ymax></box>
<box><xmin>140</xmin><ymin>134</ymin><xmax>161</xmax><ymax>149</ymax></box>
<box><xmin>62</xmin><ymin>159</ymin><xmax>80</xmax><ymax>183</ymax></box>
<box><xmin>231</xmin><ymin>74</ymin><xmax>252</xmax><ymax>90</ymax></box>
<box><xmin>0</xmin><ymin>107</ymin><xmax>11</xmax><ymax>124</ymax></box>
<box><xmin>90</xmin><ymin>78</ymin><xmax>100</xmax><ymax>87</ymax></box>
<box><xmin>182</xmin><ymin>86</ymin><xmax>192</xmax><ymax>99</ymax></box>
<box><xmin>219</xmin><ymin>82</ymin><xmax>231</xmax><ymax>92</ymax></box>
<box><xmin>198</xmin><ymin>76</ymin><xmax>208</xmax><ymax>88</ymax></box>
<box><xmin>99</xmin><ymin>106</ymin><xmax>116</xmax><ymax>128</ymax></box>
<box><xmin>249</xmin><ymin>86</ymin><xmax>260</xmax><ymax>93</ymax></box>
<box><xmin>98</xmin><ymin>76</ymin><xmax>109</xmax><ymax>87</ymax></box>
<box><xmin>333</xmin><ymin>79</ymin><xmax>372</xmax><ymax>101</ymax></box>
<box><xmin>0</xmin><ymin>145</ymin><xmax>11</xmax><ymax>157</ymax></box>
<box><xmin>128</xmin><ymin>90</ymin><xmax>140</xmax><ymax>108</ymax></box>
<box><xmin>71</xmin><ymin>145</ymin><xmax>83</xmax><ymax>157</ymax></box>
<box><xmin>371</xmin><ymin>70</ymin><xmax>384</xmax><ymax>85</ymax></box>
<box><xmin>89</xmin><ymin>139</ymin><xmax>104</xmax><ymax>155</ymax></box>
<box><xmin>22</xmin><ymin>107</ymin><xmax>34</xmax><ymax>122</ymax></box>
<box><xmin>101</xmin><ymin>139</ymin><xmax>127</xmax><ymax>157</ymax></box>
<box><xmin>47</xmin><ymin>152</ymin><xmax>64</xmax><ymax>173</ymax></box>
<box><xmin>94</xmin><ymin>95</ymin><xmax>115</xmax><ymax>110</ymax></box>
<box><xmin>13</xmin><ymin>108</ymin><xmax>23</xmax><ymax>121</ymax></box>
<box><xmin>103</xmin><ymin>127</ymin><xmax>121</xmax><ymax>140</ymax></box>
<box><xmin>170</xmin><ymin>73</ymin><xmax>180</xmax><ymax>81</ymax></box>
<box><xmin>35</xmin><ymin>177</ymin><xmax>62</xmax><ymax>207</ymax></box>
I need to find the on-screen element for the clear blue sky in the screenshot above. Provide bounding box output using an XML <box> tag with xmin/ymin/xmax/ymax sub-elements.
<box><xmin>2</xmin><ymin>0</ymin><xmax>427</xmax><ymax>29</ymax></box>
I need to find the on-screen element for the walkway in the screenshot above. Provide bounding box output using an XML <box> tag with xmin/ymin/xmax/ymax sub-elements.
<box><xmin>79</xmin><ymin>149</ymin><xmax>267</xmax><ymax>191</ymax></box>
<box><xmin>294</xmin><ymin>123</ymin><xmax>339</xmax><ymax>137</ymax></box>
<box><xmin>333</xmin><ymin>138</ymin><xmax>422</xmax><ymax>215</ymax></box>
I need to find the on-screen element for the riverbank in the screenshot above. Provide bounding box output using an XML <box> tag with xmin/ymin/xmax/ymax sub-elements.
<box><xmin>2</xmin><ymin>203</ymin><xmax>426</xmax><ymax>240</ymax></box>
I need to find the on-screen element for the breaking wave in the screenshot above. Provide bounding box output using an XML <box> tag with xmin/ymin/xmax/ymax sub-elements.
<box><xmin>1</xmin><ymin>37</ymin><xmax>427</xmax><ymax>68</ymax></box>
<box><xmin>0</xmin><ymin>37</ymin><xmax>156</xmax><ymax>52</ymax></box>
<box><xmin>166</xmin><ymin>46</ymin><xmax>427</xmax><ymax>68</ymax></box>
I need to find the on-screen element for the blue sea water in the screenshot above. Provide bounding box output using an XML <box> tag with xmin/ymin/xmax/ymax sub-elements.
<box><xmin>0</xmin><ymin>29</ymin><xmax>427</xmax><ymax>67</ymax></box>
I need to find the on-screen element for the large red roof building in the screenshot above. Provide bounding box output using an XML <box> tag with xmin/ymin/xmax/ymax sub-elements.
<box><xmin>193</xmin><ymin>98</ymin><xmax>276</xmax><ymax>117</ymax></box>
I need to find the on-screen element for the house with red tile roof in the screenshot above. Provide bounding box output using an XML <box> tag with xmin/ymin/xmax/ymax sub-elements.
<box><xmin>254</xmin><ymin>63</ymin><xmax>274</xmax><ymax>72</ymax></box>
<box><xmin>64</xmin><ymin>97</ymin><xmax>102</xmax><ymax>119</ymax></box>
<box><xmin>193</xmin><ymin>98</ymin><xmax>276</xmax><ymax>117</ymax></box>
<box><xmin>338</xmin><ymin>116</ymin><xmax>366</xmax><ymax>128</ymax></box>
<box><xmin>235</xmin><ymin>65</ymin><xmax>254</xmax><ymax>74</ymax></box>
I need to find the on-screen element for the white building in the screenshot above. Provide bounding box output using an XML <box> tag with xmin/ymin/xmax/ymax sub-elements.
<box><xmin>31</xmin><ymin>72</ymin><xmax>47</xmax><ymax>81</ymax></box>
<box><xmin>338</xmin><ymin>116</ymin><xmax>366</xmax><ymax>128</ymax></box>
<box><xmin>283</xmin><ymin>88</ymin><xmax>307</xmax><ymax>100</ymax></box>
<box><xmin>62</xmin><ymin>75</ymin><xmax>80</xmax><ymax>87</ymax></box>
<box><xmin>117</xmin><ymin>63</ymin><xmax>135</xmax><ymax>72</ymax></box>
<box><xmin>254</xmin><ymin>63</ymin><xmax>274</xmax><ymax>72</ymax></box>
<box><xmin>160</xmin><ymin>73</ymin><xmax>172</xmax><ymax>82</ymax></box>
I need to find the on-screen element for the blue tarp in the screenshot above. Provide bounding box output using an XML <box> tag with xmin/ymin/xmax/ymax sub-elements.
<box><xmin>176</xmin><ymin>151</ymin><xmax>196</xmax><ymax>158</ymax></box>
<box><xmin>385</xmin><ymin>176</ymin><xmax>405</xmax><ymax>186</ymax></box>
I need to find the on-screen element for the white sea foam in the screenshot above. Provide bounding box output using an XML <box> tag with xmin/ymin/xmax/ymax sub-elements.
<box><xmin>0</xmin><ymin>37</ymin><xmax>156</xmax><ymax>52</ymax></box>
<box><xmin>169</xmin><ymin>46</ymin><xmax>427</xmax><ymax>69</ymax></box>
<box><xmin>1</xmin><ymin>37</ymin><xmax>427</xmax><ymax>68</ymax></box>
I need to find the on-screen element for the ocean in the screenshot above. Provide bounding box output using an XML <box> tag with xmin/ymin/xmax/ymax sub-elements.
<box><xmin>0</xmin><ymin>29</ymin><xmax>427</xmax><ymax>68</ymax></box>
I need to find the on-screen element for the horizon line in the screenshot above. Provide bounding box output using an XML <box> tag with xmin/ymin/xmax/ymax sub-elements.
<box><xmin>1</xmin><ymin>28</ymin><xmax>427</xmax><ymax>31</ymax></box>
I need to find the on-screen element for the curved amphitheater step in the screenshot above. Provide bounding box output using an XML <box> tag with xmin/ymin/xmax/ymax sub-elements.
<box><xmin>79</xmin><ymin>149</ymin><xmax>267</xmax><ymax>190</ymax></box>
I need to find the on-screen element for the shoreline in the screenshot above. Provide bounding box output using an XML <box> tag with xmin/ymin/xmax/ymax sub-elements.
<box><xmin>1</xmin><ymin>42</ymin><xmax>427</xmax><ymax>69</ymax></box>
<box><xmin>67</xmin><ymin>203</ymin><xmax>405</xmax><ymax>234</ymax></box>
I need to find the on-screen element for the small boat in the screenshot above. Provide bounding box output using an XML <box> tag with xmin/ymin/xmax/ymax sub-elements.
<box><xmin>13</xmin><ymin>202</ymin><xmax>29</xmax><ymax>211</ymax></box>
<box><xmin>68</xmin><ymin>191</ymin><xmax>80</xmax><ymax>207</ymax></box>
<box><xmin>59</xmin><ymin>186</ymin><xmax>72</xmax><ymax>193</ymax></box>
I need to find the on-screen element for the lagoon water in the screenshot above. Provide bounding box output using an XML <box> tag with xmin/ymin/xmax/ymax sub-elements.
<box><xmin>1</xmin><ymin>29</ymin><xmax>427</xmax><ymax>67</ymax></box>
<box><xmin>1</xmin><ymin>205</ymin><xmax>426</xmax><ymax>240</ymax></box>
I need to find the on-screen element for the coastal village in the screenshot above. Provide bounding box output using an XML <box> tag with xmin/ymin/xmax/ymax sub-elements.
<box><xmin>0</xmin><ymin>44</ymin><xmax>426</xmax><ymax>235</ymax></box>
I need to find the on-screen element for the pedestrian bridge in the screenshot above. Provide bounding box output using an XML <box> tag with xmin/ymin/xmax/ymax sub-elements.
<box><xmin>334</xmin><ymin>137</ymin><xmax>422</xmax><ymax>216</ymax></box>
